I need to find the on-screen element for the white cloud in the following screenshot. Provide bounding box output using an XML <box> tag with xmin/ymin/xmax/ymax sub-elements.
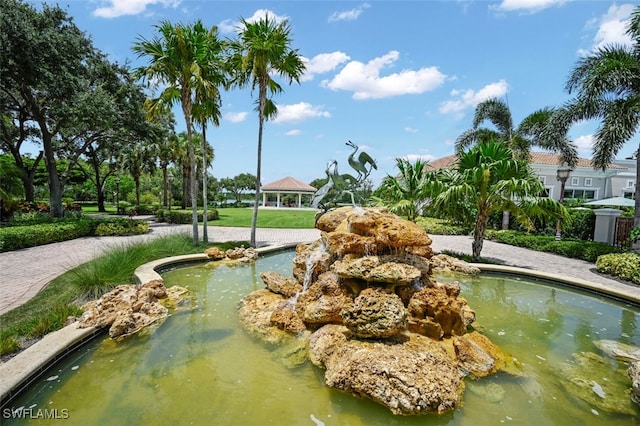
<box><xmin>286</xmin><ymin>129</ymin><xmax>302</xmax><ymax>136</ymax></box>
<box><xmin>301</xmin><ymin>52</ymin><xmax>351</xmax><ymax>82</ymax></box>
<box><xmin>272</xmin><ymin>102</ymin><xmax>332</xmax><ymax>124</ymax></box>
<box><xmin>582</xmin><ymin>4</ymin><xmax>636</xmax><ymax>54</ymax></box>
<box><xmin>323</xmin><ymin>51</ymin><xmax>447</xmax><ymax>100</ymax></box>
<box><xmin>328</xmin><ymin>3</ymin><xmax>371</xmax><ymax>23</ymax></box>
<box><xmin>574</xmin><ymin>134</ymin><xmax>593</xmax><ymax>158</ymax></box>
<box><xmin>404</xmin><ymin>127</ymin><xmax>419</xmax><ymax>134</ymax></box>
<box><xmin>224</xmin><ymin>111</ymin><xmax>248</xmax><ymax>123</ymax></box>
<box><xmin>218</xmin><ymin>9</ymin><xmax>289</xmax><ymax>34</ymax></box>
<box><xmin>439</xmin><ymin>80</ymin><xmax>509</xmax><ymax>114</ymax></box>
<box><xmin>92</xmin><ymin>0</ymin><xmax>180</xmax><ymax>18</ymax></box>
<box><xmin>490</xmin><ymin>0</ymin><xmax>569</xmax><ymax>14</ymax></box>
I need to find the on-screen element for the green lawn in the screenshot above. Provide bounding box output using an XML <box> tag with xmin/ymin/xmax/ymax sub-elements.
<box><xmin>210</xmin><ymin>208</ymin><xmax>317</xmax><ymax>228</ymax></box>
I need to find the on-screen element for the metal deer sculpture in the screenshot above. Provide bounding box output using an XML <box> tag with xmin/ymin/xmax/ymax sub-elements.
<box><xmin>311</xmin><ymin>141</ymin><xmax>377</xmax><ymax>210</ymax></box>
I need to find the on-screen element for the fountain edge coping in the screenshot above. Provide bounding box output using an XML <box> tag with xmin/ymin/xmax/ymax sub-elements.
<box><xmin>1</xmin><ymin>245</ymin><xmax>637</xmax><ymax>406</ymax></box>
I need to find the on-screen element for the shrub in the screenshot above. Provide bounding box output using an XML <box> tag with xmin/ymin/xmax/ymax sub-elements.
<box><xmin>131</xmin><ymin>204</ymin><xmax>159</xmax><ymax>215</ymax></box>
<box><xmin>0</xmin><ymin>217</ymin><xmax>151</xmax><ymax>252</ymax></box>
<box><xmin>417</xmin><ymin>217</ymin><xmax>470</xmax><ymax>235</ymax></box>
<box><xmin>161</xmin><ymin>209</ymin><xmax>219</xmax><ymax>224</ymax></box>
<box><xmin>485</xmin><ymin>230</ymin><xmax>623</xmax><ymax>262</ymax></box>
<box><xmin>596</xmin><ymin>253</ymin><xmax>640</xmax><ymax>285</ymax></box>
<box><xmin>563</xmin><ymin>209</ymin><xmax>595</xmax><ymax>241</ymax></box>
<box><xmin>95</xmin><ymin>219</ymin><xmax>150</xmax><ymax>236</ymax></box>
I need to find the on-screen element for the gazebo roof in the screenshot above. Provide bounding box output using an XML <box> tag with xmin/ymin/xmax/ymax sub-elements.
<box><xmin>261</xmin><ymin>176</ymin><xmax>316</xmax><ymax>192</ymax></box>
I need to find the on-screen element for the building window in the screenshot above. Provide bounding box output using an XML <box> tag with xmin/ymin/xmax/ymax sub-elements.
<box><xmin>539</xmin><ymin>187</ymin><xmax>550</xmax><ymax>198</ymax></box>
<box><xmin>627</xmin><ymin>180</ymin><xmax>635</xmax><ymax>189</ymax></box>
<box><xmin>539</xmin><ymin>176</ymin><xmax>546</xmax><ymax>185</ymax></box>
<box><xmin>584</xmin><ymin>178</ymin><xmax>592</xmax><ymax>187</ymax></box>
<box><xmin>564</xmin><ymin>189</ymin><xmax>596</xmax><ymax>200</ymax></box>
<box><xmin>570</xmin><ymin>177</ymin><xmax>579</xmax><ymax>186</ymax></box>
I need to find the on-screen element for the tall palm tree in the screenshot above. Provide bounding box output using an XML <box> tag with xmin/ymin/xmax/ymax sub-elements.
<box><xmin>456</xmin><ymin>98</ymin><xmax>578</xmax><ymax>166</ymax></box>
<box><xmin>550</xmin><ymin>6</ymin><xmax>640</xmax><ymax>226</ymax></box>
<box><xmin>227</xmin><ymin>14</ymin><xmax>306</xmax><ymax>247</ymax></box>
<box><xmin>429</xmin><ymin>141</ymin><xmax>568</xmax><ymax>260</ymax></box>
<box><xmin>380</xmin><ymin>158</ymin><xmax>432</xmax><ymax>222</ymax></box>
<box><xmin>191</xmin><ymin>26</ymin><xmax>226</xmax><ymax>243</ymax></box>
<box><xmin>456</xmin><ymin>98</ymin><xmax>578</xmax><ymax>229</ymax></box>
<box><xmin>133</xmin><ymin>20</ymin><xmax>222</xmax><ymax>244</ymax></box>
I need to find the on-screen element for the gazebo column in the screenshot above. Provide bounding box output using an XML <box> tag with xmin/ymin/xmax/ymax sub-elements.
<box><xmin>277</xmin><ymin>193</ymin><xmax>281</xmax><ymax>208</ymax></box>
<box><xmin>262</xmin><ymin>192</ymin><xmax>266</xmax><ymax>207</ymax></box>
<box><xmin>297</xmin><ymin>193</ymin><xmax>302</xmax><ymax>207</ymax></box>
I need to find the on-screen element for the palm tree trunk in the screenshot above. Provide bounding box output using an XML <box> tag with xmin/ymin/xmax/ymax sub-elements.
<box><xmin>182</xmin><ymin>91</ymin><xmax>198</xmax><ymax>245</ymax></box>
<box><xmin>250</xmin><ymin>84</ymin><xmax>267</xmax><ymax>248</ymax></box>
<box><xmin>472</xmin><ymin>213</ymin><xmax>489</xmax><ymax>261</ymax></box>
<box><xmin>201</xmin><ymin>123</ymin><xmax>208</xmax><ymax>243</ymax></box>
<box><xmin>634</xmin><ymin>146</ymin><xmax>640</xmax><ymax>228</ymax></box>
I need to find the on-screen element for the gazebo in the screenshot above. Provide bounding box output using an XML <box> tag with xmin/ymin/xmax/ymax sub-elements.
<box><xmin>261</xmin><ymin>176</ymin><xmax>316</xmax><ymax>208</ymax></box>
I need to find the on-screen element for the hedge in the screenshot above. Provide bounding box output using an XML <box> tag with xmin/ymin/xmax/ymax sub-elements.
<box><xmin>156</xmin><ymin>209</ymin><xmax>219</xmax><ymax>224</ymax></box>
<box><xmin>0</xmin><ymin>218</ymin><xmax>149</xmax><ymax>252</ymax></box>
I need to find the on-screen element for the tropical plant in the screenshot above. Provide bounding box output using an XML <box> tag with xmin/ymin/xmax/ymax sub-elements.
<box><xmin>428</xmin><ymin>141</ymin><xmax>569</xmax><ymax>260</ymax></box>
<box><xmin>227</xmin><ymin>13</ymin><xmax>306</xmax><ymax>247</ymax></box>
<box><xmin>546</xmin><ymin>6</ymin><xmax>640</xmax><ymax>227</ymax></box>
<box><xmin>380</xmin><ymin>158</ymin><xmax>432</xmax><ymax>222</ymax></box>
<box><xmin>456</xmin><ymin>98</ymin><xmax>578</xmax><ymax>229</ymax></box>
<box><xmin>133</xmin><ymin>20</ymin><xmax>224</xmax><ymax>244</ymax></box>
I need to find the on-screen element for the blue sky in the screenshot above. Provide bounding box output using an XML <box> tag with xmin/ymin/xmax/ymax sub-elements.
<box><xmin>29</xmin><ymin>0</ymin><xmax>640</xmax><ymax>186</ymax></box>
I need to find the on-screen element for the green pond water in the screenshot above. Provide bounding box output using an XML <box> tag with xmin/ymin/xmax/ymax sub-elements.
<box><xmin>4</xmin><ymin>250</ymin><xmax>640</xmax><ymax>425</ymax></box>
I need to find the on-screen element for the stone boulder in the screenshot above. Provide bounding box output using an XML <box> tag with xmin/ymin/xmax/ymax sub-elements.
<box><xmin>332</xmin><ymin>254</ymin><xmax>421</xmax><ymax>286</ymax></box>
<box><xmin>270</xmin><ymin>302</ymin><xmax>307</xmax><ymax>333</ymax></box>
<box><xmin>430</xmin><ymin>254</ymin><xmax>480</xmax><ymax>275</ymax></box>
<box><xmin>295</xmin><ymin>272</ymin><xmax>353</xmax><ymax>324</ymax></box>
<box><xmin>309</xmin><ymin>326</ymin><xmax>464</xmax><ymax>415</ymax></box>
<box><xmin>628</xmin><ymin>361</ymin><xmax>640</xmax><ymax>404</ymax></box>
<box><xmin>78</xmin><ymin>280</ymin><xmax>188</xmax><ymax>339</ymax></box>
<box><xmin>261</xmin><ymin>271</ymin><xmax>303</xmax><ymax>298</ymax></box>
<box><xmin>321</xmin><ymin>231</ymin><xmax>378</xmax><ymax>257</ymax></box>
<box><xmin>292</xmin><ymin>240</ymin><xmax>333</xmax><ymax>285</ymax></box>
<box><xmin>453</xmin><ymin>332</ymin><xmax>521</xmax><ymax>378</ymax></box>
<box><xmin>340</xmin><ymin>288</ymin><xmax>407</xmax><ymax>338</ymax></box>
<box><xmin>407</xmin><ymin>286</ymin><xmax>474</xmax><ymax>337</ymax></box>
<box><xmin>204</xmin><ymin>247</ymin><xmax>226</xmax><ymax>260</ymax></box>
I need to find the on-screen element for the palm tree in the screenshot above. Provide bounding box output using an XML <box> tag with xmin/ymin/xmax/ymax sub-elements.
<box><xmin>227</xmin><ymin>14</ymin><xmax>306</xmax><ymax>247</ymax></box>
<box><xmin>456</xmin><ymin>98</ymin><xmax>578</xmax><ymax>165</ymax></box>
<box><xmin>456</xmin><ymin>98</ymin><xmax>578</xmax><ymax>228</ymax></box>
<box><xmin>550</xmin><ymin>6</ymin><xmax>640</xmax><ymax>226</ymax></box>
<box><xmin>379</xmin><ymin>158</ymin><xmax>432</xmax><ymax>222</ymax></box>
<box><xmin>191</xmin><ymin>26</ymin><xmax>226</xmax><ymax>243</ymax></box>
<box><xmin>429</xmin><ymin>141</ymin><xmax>568</xmax><ymax>261</ymax></box>
<box><xmin>120</xmin><ymin>141</ymin><xmax>156</xmax><ymax>206</ymax></box>
<box><xmin>133</xmin><ymin>20</ymin><xmax>223</xmax><ymax>244</ymax></box>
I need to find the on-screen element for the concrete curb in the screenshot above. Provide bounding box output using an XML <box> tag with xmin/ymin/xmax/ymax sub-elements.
<box><xmin>0</xmin><ymin>325</ymin><xmax>101</xmax><ymax>405</ymax></box>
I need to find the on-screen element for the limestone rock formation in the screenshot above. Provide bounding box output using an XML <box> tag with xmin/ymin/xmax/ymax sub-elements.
<box><xmin>205</xmin><ymin>246</ymin><xmax>258</xmax><ymax>263</ymax></box>
<box><xmin>78</xmin><ymin>280</ymin><xmax>188</xmax><ymax>339</ymax></box>
<box><xmin>341</xmin><ymin>288</ymin><xmax>407</xmax><ymax>338</ymax></box>
<box><xmin>238</xmin><ymin>206</ymin><xmax>518</xmax><ymax>415</ymax></box>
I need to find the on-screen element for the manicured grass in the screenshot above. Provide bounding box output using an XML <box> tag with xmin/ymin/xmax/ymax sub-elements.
<box><xmin>0</xmin><ymin>235</ymin><xmax>247</xmax><ymax>356</ymax></box>
<box><xmin>211</xmin><ymin>208</ymin><xmax>317</xmax><ymax>228</ymax></box>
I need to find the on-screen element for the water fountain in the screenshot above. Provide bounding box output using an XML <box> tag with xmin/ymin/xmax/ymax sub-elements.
<box><xmin>238</xmin><ymin>206</ymin><xmax>520</xmax><ymax>414</ymax></box>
